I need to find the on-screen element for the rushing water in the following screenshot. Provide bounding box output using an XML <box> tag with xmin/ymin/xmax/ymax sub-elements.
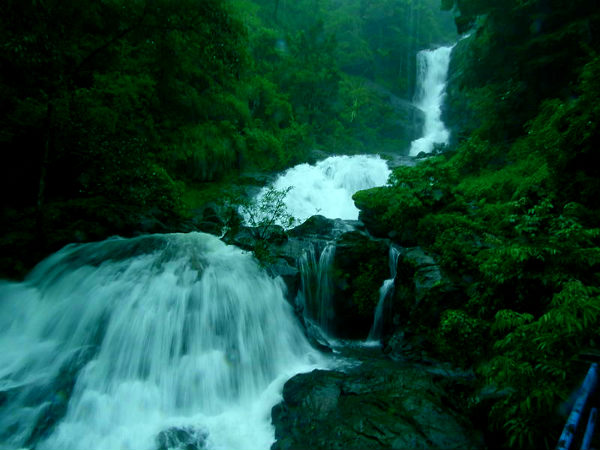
<box><xmin>247</xmin><ymin>155</ymin><xmax>390</xmax><ymax>227</ymax></box>
<box><xmin>409</xmin><ymin>45</ymin><xmax>454</xmax><ymax>156</ymax></box>
<box><xmin>0</xmin><ymin>233</ymin><xmax>324</xmax><ymax>450</ymax></box>
<box><xmin>297</xmin><ymin>244</ymin><xmax>336</xmax><ymax>335</ymax></box>
<box><xmin>366</xmin><ymin>246</ymin><xmax>401</xmax><ymax>344</ymax></box>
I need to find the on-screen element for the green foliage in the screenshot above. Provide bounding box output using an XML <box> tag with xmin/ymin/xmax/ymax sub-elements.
<box><xmin>435</xmin><ymin>309</ymin><xmax>488</xmax><ymax>365</ymax></box>
<box><xmin>351</xmin><ymin>261</ymin><xmax>386</xmax><ymax>314</ymax></box>
<box><xmin>0</xmin><ymin>0</ymin><xmax>251</xmax><ymax>213</ymax></box>
<box><xmin>524</xmin><ymin>56</ymin><xmax>600</xmax><ymax>209</ymax></box>
<box><xmin>240</xmin><ymin>186</ymin><xmax>295</xmax><ymax>239</ymax></box>
<box><xmin>478</xmin><ymin>282</ymin><xmax>600</xmax><ymax>449</ymax></box>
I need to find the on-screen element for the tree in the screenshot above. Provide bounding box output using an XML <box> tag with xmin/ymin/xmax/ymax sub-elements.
<box><xmin>240</xmin><ymin>186</ymin><xmax>296</xmax><ymax>240</ymax></box>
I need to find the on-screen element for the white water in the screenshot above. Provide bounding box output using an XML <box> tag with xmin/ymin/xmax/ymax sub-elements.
<box><xmin>247</xmin><ymin>155</ymin><xmax>390</xmax><ymax>227</ymax></box>
<box><xmin>0</xmin><ymin>233</ymin><xmax>324</xmax><ymax>450</ymax></box>
<box><xmin>365</xmin><ymin>247</ymin><xmax>401</xmax><ymax>344</ymax></box>
<box><xmin>297</xmin><ymin>244</ymin><xmax>336</xmax><ymax>335</ymax></box>
<box><xmin>409</xmin><ymin>45</ymin><xmax>454</xmax><ymax>156</ymax></box>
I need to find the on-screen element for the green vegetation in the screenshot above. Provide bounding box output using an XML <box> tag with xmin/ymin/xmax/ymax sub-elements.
<box><xmin>0</xmin><ymin>0</ymin><xmax>454</xmax><ymax>277</ymax></box>
<box><xmin>5</xmin><ymin>0</ymin><xmax>598</xmax><ymax>447</ymax></box>
<box><xmin>353</xmin><ymin>1</ymin><xmax>600</xmax><ymax>447</ymax></box>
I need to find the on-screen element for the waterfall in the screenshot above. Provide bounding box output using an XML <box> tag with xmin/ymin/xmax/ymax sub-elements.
<box><xmin>297</xmin><ymin>243</ymin><xmax>336</xmax><ymax>335</ymax></box>
<box><xmin>409</xmin><ymin>45</ymin><xmax>454</xmax><ymax>157</ymax></box>
<box><xmin>245</xmin><ymin>155</ymin><xmax>390</xmax><ymax>227</ymax></box>
<box><xmin>366</xmin><ymin>246</ymin><xmax>401</xmax><ymax>344</ymax></box>
<box><xmin>0</xmin><ymin>233</ymin><xmax>323</xmax><ymax>450</ymax></box>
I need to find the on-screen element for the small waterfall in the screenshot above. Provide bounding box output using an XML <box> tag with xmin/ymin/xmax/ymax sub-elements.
<box><xmin>297</xmin><ymin>243</ymin><xmax>336</xmax><ymax>335</ymax></box>
<box><xmin>245</xmin><ymin>155</ymin><xmax>390</xmax><ymax>227</ymax></box>
<box><xmin>366</xmin><ymin>246</ymin><xmax>401</xmax><ymax>344</ymax></box>
<box><xmin>409</xmin><ymin>45</ymin><xmax>454</xmax><ymax>156</ymax></box>
<box><xmin>0</xmin><ymin>233</ymin><xmax>323</xmax><ymax>450</ymax></box>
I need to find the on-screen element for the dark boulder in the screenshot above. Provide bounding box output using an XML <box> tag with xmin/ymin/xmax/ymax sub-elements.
<box><xmin>222</xmin><ymin>226</ymin><xmax>256</xmax><ymax>251</ymax></box>
<box><xmin>265</xmin><ymin>257</ymin><xmax>300</xmax><ymax>304</ymax></box>
<box><xmin>288</xmin><ymin>215</ymin><xmax>357</xmax><ymax>241</ymax></box>
<box><xmin>191</xmin><ymin>206</ymin><xmax>225</xmax><ymax>236</ymax></box>
<box><xmin>155</xmin><ymin>426</ymin><xmax>207</xmax><ymax>450</ymax></box>
<box><xmin>271</xmin><ymin>359</ymin><xmax>483</xmax><ymax>450</ymax></box>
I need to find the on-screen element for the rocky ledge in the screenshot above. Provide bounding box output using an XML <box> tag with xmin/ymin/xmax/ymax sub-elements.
<box><xmin>272</xmin><ymin>349</ymin><xmax>483</xmax><ymax>450</ymax></box>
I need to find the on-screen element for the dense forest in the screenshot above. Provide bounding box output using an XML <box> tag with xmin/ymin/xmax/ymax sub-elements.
<box><xmin>2</xmin><ymin>0</ymin><xmax>600</xmax><ymax>449</ymax></box>
<box><xmin>0</xmin><ymin>0</ymin><xmax>452</xmax><ymax>275</ymax></box>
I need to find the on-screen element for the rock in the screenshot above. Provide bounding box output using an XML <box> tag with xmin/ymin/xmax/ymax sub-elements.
<box><xmin>392</xmin><ymin>247</ymin><xmax>466</xmax><ymax>332</ymax></box>
<box><xmin>352</xmin><ymin>188</ymin><xmax>395</xmax><ymax>239</ymax></box>
<box><xmin>266</xmin><ymin>258</ymin><xmax>300</xmax><ymax>303</ymax></box>
<box><xmin>288</xmin><ymin>215</ymin><xmax>357</xmax><ymax>241</ymax></box>
<box><xmin>402</xmin><ymin>247</ymin><xmax>442</xmax><ymax>304</ymax></box>
<box><xmin>265</xmin><ymin>224</ymin><xmax>288</xmax><ymax>245</ymax></box>
<box><xmin>271</xmin><ymin>359</ymin><xmax>484</xmax><ymax>450</ymax></box>
<box><xmin>155</xmin><ymin>426</ymin><xmax>207</xmax><ymax>450</ymax></box>
<box><xmin>21</xmin><ymin>346</ymin><xmax>96</xmax><ymax>445</ymax></box>
<box><xmin>270</xmin><ymin>216</ymin><xmax>358</xmax><ymax>273</ymax></box>
<box><xmin>192</xmin><ymin>206</ymin><xmax>225</xmax><ymax>236</ymax></box>
<box><xmin>222</xmin><ymin>226</ymin><xmax>256</xmax><ymax>250</ymax></box>
<box><xmin>442</xmin><ymin>34</ymin><xmax>480</xmax><ymax>146</ymax></box>
<box><xmin>302</xmin><ymin>319</ymin><xmax>334</xmax><ymax>353</ymax></box>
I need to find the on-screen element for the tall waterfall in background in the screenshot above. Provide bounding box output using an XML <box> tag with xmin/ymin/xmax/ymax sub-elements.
<box><xmin>0</xmin><ymin>233</ymin><xmax>323</xmax><ymax>450</ymax></box>
<box><xmin>409</xmin><ymin>45</ymin><xmax>454</xmax><ymax>156</ymax></box>
<box><xmin>247</xmin><ymin>155</ymin><xmax>390</xmax><ymax>227</ymax></box>
<box><xmin>297</xmin><ymin>244</ymin><xmax>336</xmax><ymax>336</ymax></box>
<box><xmin>366</xmin><ymin>246</ymin><xmax>401</xmax><ymax>344</ymax></box>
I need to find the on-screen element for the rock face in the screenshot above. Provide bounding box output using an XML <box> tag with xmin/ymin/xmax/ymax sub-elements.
<box><xmin>441</xmin><ymin>34</ymin><xmax>480</xmax><ymax>146</ymax></box>
<box><xmin>392</xmin><ymin>246</ymin><xmax>464</xmax><ymax>331</ymax></box>
<box><xmin>271</xmin><ymin>356</ymin><xmax>483</xmax><ymax>450</ymax></box>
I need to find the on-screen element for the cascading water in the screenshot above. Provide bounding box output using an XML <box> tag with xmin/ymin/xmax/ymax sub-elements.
<box><xmin>365</xmin><ymin>246</ymin><xmax>401</xmax><ymax>344</ymax></box>
<box><xmin>0</xmin><ymin>233</ymin><xmax>323</xmax><ymax>450</ymax></box>
<box><xmin>297</xmin><ymin>243</ymin><xmax>336</xmax><ymax>336</ymax></box>
<box><xmin>246</xmin><ymin>155</ymin><xmax>390</xmax><ymax>227</ymax></box>
<box><xmin>409</xmin><ymin>45</ymin><xmax>454</xmax><ymax>157</ymax></box>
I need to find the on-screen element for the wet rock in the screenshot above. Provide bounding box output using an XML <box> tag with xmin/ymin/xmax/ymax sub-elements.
<box><xmin>392</xmin><ymin>247</ymin><xmax>465</xmax><ymax>331</ymax></box>
<box><xmin>266</xmin><ymin>258</ymin><xmax>299</xmax><ymax>303</ymax></box>
<box><xmin>222</xmin><ymin>226</ymin><xmax>256</xmax><ymax>250</ymax></box>
<box><xmin>442</xmin><ymin>34</ymin><xmax>479</xmax><ymax>146</ymax></box>
<box><xmin>402</xmin><ymin>247</ymin><xmax>442</xmax><ymax>304</ymax></box>
<box><xmin>288</xmin><ymin>215</ymin><xmax>357</xmax><ymax>241</ymax></box>
<box><xmin>192</xmin><ymin>206</ymin><xmax>225</xmax><ymax>236</ymax></box>
<box><xmin>271</xmin><ymin>359</ymin><xmax>483</xmax><ymax>450</ymax></box>
<box><xmin>155</xmin><ymin>426</ymin><xmax>207</xmax><ymax>450</ymax></box>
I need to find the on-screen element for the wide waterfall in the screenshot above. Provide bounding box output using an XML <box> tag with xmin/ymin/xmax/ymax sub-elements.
<box><xmin>249</xmin><ymin>155</ymin><xmax>390</xmax><ymax>227</ymax></box>
<box><xmin>0</xmin><ymin>233</ymin><xmax>323</xmax><ymax>450</ymax></box>
<box><xmin>409</xmin><ymin>45</ymin><xmax>454</xmax><ymax>156</ymax></box>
